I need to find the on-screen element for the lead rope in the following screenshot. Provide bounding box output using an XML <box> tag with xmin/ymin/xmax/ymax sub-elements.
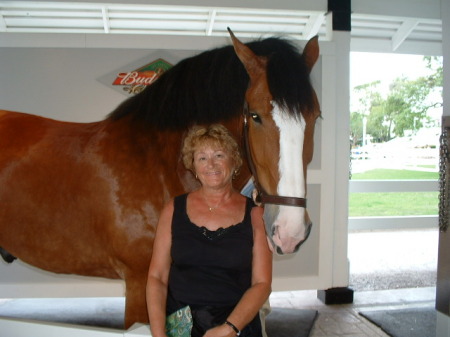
<box><xmin>439</xmin><ymin>119</ymin><xmax>450</xmax><ymax>232</ymax></box>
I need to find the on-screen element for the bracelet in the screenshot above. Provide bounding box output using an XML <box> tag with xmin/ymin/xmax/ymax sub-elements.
<box><xmin>225</xmin><ymin>320</ymin><xmax>241</xmax><ymax>336</ymax></box>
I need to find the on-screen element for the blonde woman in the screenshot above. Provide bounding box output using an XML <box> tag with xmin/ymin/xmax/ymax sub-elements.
<box><xmin>147</xmin><ymin>124</ymin><xmax>272</xmax><ymax>337</ymax></box>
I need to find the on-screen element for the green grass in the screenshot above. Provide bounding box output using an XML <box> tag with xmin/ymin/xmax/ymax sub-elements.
<box><xmin>351</xmin><ymin>169</ymin><xmax>438</xmax><ymax>180</ymax></box>
<box><xmin>349</xmin><ymin>192</ymin><xmax>438</xmax><ymax>217</ymax></box>
<box><xmin>349</xmin><ymin>169</ymin><xmax>438</xmax><ymax>217</ymax></box>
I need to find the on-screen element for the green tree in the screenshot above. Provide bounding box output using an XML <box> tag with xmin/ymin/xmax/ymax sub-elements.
<box><xmin>351</xmin><ymin>56</ymin><xmax>443</xmax><ymax>143</ymax></box>
<box><xmin>384</xmin><ymin>76</ymin><xmax>437</xmax><ymax>137</ymax></box>
<box><xmin>366</xmin><ymin>101</ymin><xmax>391</xmax><ymax>142</ymax></box>
<box><xmin>353</xmin><ymin>81</ymin><xmax>382</xmax><ymax>114</ymax></box>
<box><xmin>350</xmin><ymin>111</ymin><xmax>363</xmax><ymax>146</ymax></box>
<box><xmin>424</xmin><ymin>56</ymin><xmax>443</xmax><ymax>88</ymax></box>
<box><xmin>352</xmin><ymin>81</ymin><xmax>383</xmax><ymax>145</ymax></box>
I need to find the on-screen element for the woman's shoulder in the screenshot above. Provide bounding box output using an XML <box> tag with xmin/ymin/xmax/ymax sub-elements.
<box><xmin>249</xmin><ymin>199</ymin><xmax>264</xmax><ymax>228</ymax></box>
<box><xmin>173</xmin><ymin>192</ymin><xmax>189</xmax><ymax>202</ymax></box>
<box><xmin>250</xmin><ymin>203</ymin><xmax>264</xmax><ymax>216</ymax></box>
<box><xmin>158</xmin><ymin>193</ymin><xmax>189</xmax><ymax>226</ymax></box>
<box><xmin>241</xmin><ymin>193</ymin><xmax>259</xmax><ymax>210</ymax></box>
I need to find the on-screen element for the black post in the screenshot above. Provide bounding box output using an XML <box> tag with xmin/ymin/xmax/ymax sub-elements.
<box><xmin>328</xmin><ymin>0</ymin><xmax>351</xmax><ymax>31</ymax></box>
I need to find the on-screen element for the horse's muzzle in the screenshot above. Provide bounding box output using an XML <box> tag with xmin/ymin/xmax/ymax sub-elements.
<box><xmin>264</xmin><ymin>204</ymin><xmax>312</xmax><ymax>254</ymax></box>
<box><xmin>274</xmin><ymin>221</ymin><xmax>313</xmax><ymax>255</ymax></box>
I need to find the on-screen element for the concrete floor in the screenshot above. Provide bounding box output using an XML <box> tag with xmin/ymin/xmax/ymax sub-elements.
<box><xmin>348</xmin><ymin>228</ymin><xmax>438</xmax><ymax>291</ymax></box>
<box><xmin>270</xmin><ymin>228</ymin><xmax>439</xmax><ymax>336</ymax></box>
<box><xmin>270</xmin><ymin>287</ymin><xmax>435</xmax><ymax>337</ymax></box>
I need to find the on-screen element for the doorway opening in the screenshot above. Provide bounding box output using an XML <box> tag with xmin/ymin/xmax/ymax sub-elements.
<box><xmin>348</xmin><ymin>52</ymin><xmax>442</xmax><ymax>292</ymax></box>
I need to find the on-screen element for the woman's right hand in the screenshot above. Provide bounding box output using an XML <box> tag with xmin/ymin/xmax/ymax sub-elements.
<box><xmin>203</xmin><ymin>323</ymin><xmax>237</xmax><ymax>337</ymax></box>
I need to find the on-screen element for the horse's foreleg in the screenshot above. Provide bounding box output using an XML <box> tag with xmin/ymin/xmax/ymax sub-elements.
<box><xmin>124</xmin><ymin>271</ymin><xmax>149</xmax><ymax>329</ymax></box>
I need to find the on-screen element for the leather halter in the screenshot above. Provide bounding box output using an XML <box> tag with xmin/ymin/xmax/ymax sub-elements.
<box><xmin>241</xmin><ymin>103</ymin><xmax>307</xmax><ymax>208</ymax></box>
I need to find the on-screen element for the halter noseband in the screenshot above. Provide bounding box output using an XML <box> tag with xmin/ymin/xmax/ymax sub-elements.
<box><xmin>241</xmin><ymin>103</ymin><xmax>307</xmax><ymax>208</ymax></box>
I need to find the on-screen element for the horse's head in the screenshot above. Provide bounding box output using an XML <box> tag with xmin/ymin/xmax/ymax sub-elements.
<box><xmin>229</xmin><ymin>29</ymin><xmax>320</xmax><ymax>255</ymax></box>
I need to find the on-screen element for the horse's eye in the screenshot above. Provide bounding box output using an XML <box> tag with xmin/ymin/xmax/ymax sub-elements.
<box><xmin>250</xmin><ymin>113</ymin><xmax>262</xmax><ymax>124</ymax></box>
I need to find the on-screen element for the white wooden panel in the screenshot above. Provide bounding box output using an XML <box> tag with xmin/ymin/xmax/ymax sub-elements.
<box><xmin>349</xmin><ymin>215</ymin><xmax>438</xmax><ymax>230</ymax></box>
<box><xmin>0</xmin><ymin>318</ymin><xmax>123</xmax><ymax>337</ymax></box>
<box><xmin>350</xmin><ymin>180</ymin><xmax>439</xmax><ymax>193</ymax></box>
<box><xmin>352</xmin><ymin>0</ymin><xmax>441</xmax><ymax>20</ymax></box>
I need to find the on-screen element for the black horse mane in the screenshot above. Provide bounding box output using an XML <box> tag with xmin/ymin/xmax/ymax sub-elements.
<box><xmin>108</xmin><ymin>37</ymin><xmax>316</xmax><ymax>130</ymax></box>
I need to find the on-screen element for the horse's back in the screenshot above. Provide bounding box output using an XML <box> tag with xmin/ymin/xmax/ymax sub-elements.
<box><xmin>0</xmin><ymin>110</ymin><xmax>53</xmax><ymax>150</ymax></box>
<box><xmin>2</xmin><ymin>110</ymin><xmax>64</xmax><ymax>156</ymax></box>
<box><xmin>0</xmin><ymin>110</ymin><xmax>101</xmax><ymax>180</ymax></box>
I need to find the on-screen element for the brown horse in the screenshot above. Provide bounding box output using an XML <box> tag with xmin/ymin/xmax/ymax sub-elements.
<box><xmin>0</xmin><ymin>31</ymin><xmax>320</xmax><ymax>328</ymax></box>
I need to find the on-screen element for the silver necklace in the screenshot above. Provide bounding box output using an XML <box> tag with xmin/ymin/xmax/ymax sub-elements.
<box><xmin>205</xmin><ymin>199</ymin><xmax>223</xmax><ymax>212</ymax></box>
<box><xmin>203</xmin><ymin>192</ymin><xmax>228</xmax><ymax>212</ymax></box>
<box><xmin>208</xmin><ymin>205</ymin><xmax>220</xmax><ymax>212</ymax></box>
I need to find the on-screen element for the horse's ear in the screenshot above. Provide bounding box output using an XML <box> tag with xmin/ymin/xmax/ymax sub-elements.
<box><xmin>228</xmin><ymin>27</ymin><xmax>264</xmax><ymax>77</ymax></box>
<box><xmin>302</xmin><ymin>36</ymin><xmax>320</xmax><ymax>73</ymax></box>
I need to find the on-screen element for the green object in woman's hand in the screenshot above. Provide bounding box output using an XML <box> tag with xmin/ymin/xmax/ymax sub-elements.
<box><xmin>165</xmin><ymin>306</ymin><xmax>193</xmax><ymax>337</ymax></box>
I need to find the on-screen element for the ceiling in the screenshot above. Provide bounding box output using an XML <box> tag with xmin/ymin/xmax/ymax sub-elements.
<box><xmin>0</xmin><ymin>1</ymin><xmax>443</xmax><ymax>54</ymax></box>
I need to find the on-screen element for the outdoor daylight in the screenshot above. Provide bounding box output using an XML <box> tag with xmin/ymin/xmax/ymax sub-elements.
<box><xmin>348</xmin><ymin>51</ymin><xmax>443</xmax><ymax>292</ymax></box>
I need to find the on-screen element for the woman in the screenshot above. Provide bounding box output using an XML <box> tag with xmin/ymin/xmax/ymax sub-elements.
<box><xmin>147</xmin><ymin>124</ymin><xmax>272</xmax><ymax>337</ymax></box>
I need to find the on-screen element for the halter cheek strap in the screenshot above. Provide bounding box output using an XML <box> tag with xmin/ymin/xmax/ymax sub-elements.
<box><xmin>241</xmin><ymin>103</ymin><xmax>307</xmax><ymax>208</ymax></box>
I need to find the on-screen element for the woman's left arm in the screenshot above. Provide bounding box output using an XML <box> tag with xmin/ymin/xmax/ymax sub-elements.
<box><xmin>204</xmin><ymin>206</ymin><xmax>273</xmax><ymax>337</ymax></box>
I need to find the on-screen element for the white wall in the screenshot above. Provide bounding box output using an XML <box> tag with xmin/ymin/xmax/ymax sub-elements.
<box><xmin>0</xmin><ymin>47</ymin><xmax>197</xmax><ymax>122</ymax></box>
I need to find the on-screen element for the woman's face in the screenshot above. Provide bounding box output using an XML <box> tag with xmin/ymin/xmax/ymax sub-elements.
<box><xmin>193</xmin><ymin>143</ymin><xmax>234</xmax><ymax>189</ymax></box>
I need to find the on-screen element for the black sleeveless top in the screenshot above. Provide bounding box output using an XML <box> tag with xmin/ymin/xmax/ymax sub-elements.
<box><xmin>167</xmin><ymin>193</ymin><xmax>262</xmax><ymax>337</ymax></box>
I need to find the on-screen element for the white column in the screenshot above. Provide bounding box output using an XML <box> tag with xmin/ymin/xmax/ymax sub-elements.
<box><xmin>331</xmin><ymin>30</ymin><xmax>351</xmax><ymax>287</ymax></box>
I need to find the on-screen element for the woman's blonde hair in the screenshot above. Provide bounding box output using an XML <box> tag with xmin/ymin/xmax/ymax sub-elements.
<box><xmin>182</xmin><ymin>124</ymin><xmax>243</xmax><ymax>174</ymax></box>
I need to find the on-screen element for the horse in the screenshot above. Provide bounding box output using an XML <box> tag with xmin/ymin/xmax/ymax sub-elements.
<box><xmin>0</xmin><ymin>30</ymin><xmax>320</xmax><ymax>328</ymax></box>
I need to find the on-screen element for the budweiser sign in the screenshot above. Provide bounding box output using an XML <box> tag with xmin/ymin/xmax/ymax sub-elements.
<box><xmin>112</xmin><ymin>58</ymin><xmax>172</xmax><ymax>95</ymax></box>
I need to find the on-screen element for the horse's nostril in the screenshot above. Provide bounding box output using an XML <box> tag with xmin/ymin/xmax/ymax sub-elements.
<box><xmin>271</xmin><ymin>225</ymin><xmax>278</xmax><ymax>237</ymax></box>
<box><xmin>276</xmin><ymin>246</ymin><xmax>284</xmax><ymax>255</ymax></box>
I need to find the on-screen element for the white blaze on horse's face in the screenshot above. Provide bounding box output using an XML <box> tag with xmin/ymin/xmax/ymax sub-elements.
<box><xmin>264</xmin><ymin>103</ymin><xmax>312</xmax><ymax>254</ymax></box>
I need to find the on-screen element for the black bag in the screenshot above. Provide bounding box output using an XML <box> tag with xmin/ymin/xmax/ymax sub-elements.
<box><xmin>190</xmin><ymin>305</ymin><xmax>233</xmax><ymax>337</ymax></box>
